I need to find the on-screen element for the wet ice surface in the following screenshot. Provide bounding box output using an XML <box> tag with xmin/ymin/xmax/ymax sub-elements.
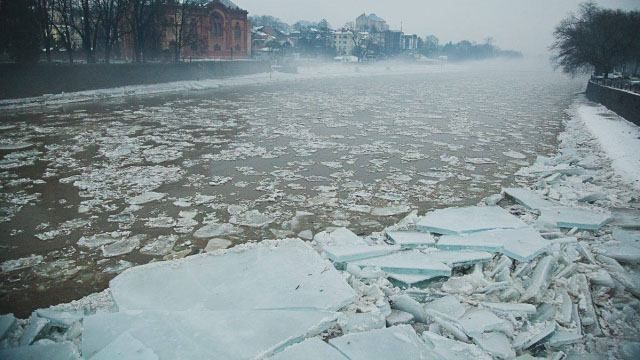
<box><xmin>0</xmin><ymin>63</ymin><xmax>583</xmax><ymax>315</ymax></box>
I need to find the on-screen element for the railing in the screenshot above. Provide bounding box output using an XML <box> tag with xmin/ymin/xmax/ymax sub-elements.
<box><xmin>590</xmin><ymin>76</ymin><xmax>640</xmax><ymax>95</ymax></box>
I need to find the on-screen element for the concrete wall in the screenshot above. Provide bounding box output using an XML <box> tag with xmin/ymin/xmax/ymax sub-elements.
<box><xmin>586</xmin><ymin>81</ymin><xmax>640</xmax><ymax>126</ymax></box>
<box><xmin>0</xmin><ymin>61</ymin><xmax>271</xmax><ymax>100</ymax></box>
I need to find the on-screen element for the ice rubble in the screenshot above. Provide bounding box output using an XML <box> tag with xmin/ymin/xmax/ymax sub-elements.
<box><xmin>3</xmin><ymin>99</ymin><xmax>640</xmax><ymax>359</ymax></box>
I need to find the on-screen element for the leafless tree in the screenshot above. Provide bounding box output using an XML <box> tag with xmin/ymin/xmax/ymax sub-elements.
<box><xmin>53</xmin><ymin>0</ymin><xmax>78</xmax><ymax>63</ymax></box>
<box><xmin>34</xmin><ymin>0</ymin><xmax>57</xmax><ymax>62</ymax></box>
<box><xmin>127</xmin><ymin>0</ymin><xmax>162</xmax><ymax>62</ymax></box>
<box><xmin>96</xmin><ymin>0</ymin><xmax>126</xmax><ymax>63</ymax></box>
<box><xmin>167</xmin><ymin>0</ymin><xmax>203</xmax><ymax>63</ymax></box>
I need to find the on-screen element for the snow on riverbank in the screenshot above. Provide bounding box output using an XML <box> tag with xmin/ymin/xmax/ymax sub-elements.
<box><xmin>575</xmin><ymin>99</ymin><xmax>640</xmax><ymax>190</ymax></box>
<box><xmin>0</xmin><ymin>62</ymin><xmax>464</xmax><ymax>110</ymax></box>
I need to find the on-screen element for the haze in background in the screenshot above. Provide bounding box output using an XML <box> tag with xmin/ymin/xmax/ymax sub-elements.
<box><xmin>236</xmin><ymin>0</ymin><xmax>640</xmax><ymax>56</ymax></box>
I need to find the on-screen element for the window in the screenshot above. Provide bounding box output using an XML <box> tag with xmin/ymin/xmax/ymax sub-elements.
<box><xmin>234</xmin><ymin>23</ymin><xmax>241</xmax><ymax>39</ymax></box>
<box><xmin>214</xmin><ymin>44</ymin><xmax>221</xmax><ymax>51</ymax></box>
<box><xmin>212</xmin><ymin>13</ymin><xmax>223</xmax><ymax>37</ymax></box>
<box><xmin>235</xmin><ymin>44</ymin><xmax>241</xmax><ymax>51</ymax></box>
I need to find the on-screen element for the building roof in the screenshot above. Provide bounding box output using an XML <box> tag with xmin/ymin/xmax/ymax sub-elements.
<box><xmin>216</xmin><ymin>0</ymin><xmax>240</xmax><ymax>10</ymax></box>
<box><xmin>368</xmin><ymin>13</ymin><xmax>385</xmax><ymax>22</ymax></box>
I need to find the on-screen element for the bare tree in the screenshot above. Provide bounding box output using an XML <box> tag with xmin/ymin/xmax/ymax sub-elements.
<box><xmin>72</xmin><ymin>0</ymin><xmax>100</xmax><ymax>63</ymax></box>
<box><xmin>53</xmin><ymin>0</ymin><xmax>78</xmax><ymax>63</ymax></box>
<box><xmin>127</xmin><ymin>0</ymin><xmax>162</xmax><ymax>62</ymax></box>
<box><xmin>96</xmin><ymin>0</ymin><xmax>126</xmax><ymax>63</ymax></box>
<box><xmin>167</xmin><ymin>0</ymin><xmax>203</xmax><ymax>63</ymax></box>
<box><xmin>34</xmin><ymin>0</ymin><xmax>57</xmax><ymax>62</ymax></box>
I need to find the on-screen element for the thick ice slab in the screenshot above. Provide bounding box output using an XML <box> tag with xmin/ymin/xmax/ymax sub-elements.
<box><xmin>539</xmin><ymin>207</ymin><xmax>611</xmax><ymax>230</ymax></box>
<box><xmin>349</xmin><ymin>250</ymin><xmax>451</xmax><ymax>277</ymax></box>
<box><xmin>315</xmin><ymin>227</ymin><xmax>365</xmax><ymax>247</ymax></box>
<box><xmin>323</xmin><ymin>244</ymin><xmax>399</xmax><ymax>263</ymax></box>
<box><xmin>417</xmin><ymin>206</ymin><xmax>527</xmax><ymax>235</ymax></box>
<box><xmin>422</xmin><ymin>331</ymin><xmax>491</xmax><ymax>360</ymax></box>
<box><xmin>329</xmin><ymin>325</ymin><xmax>435</xmax><ymax>360</ymax></box>
<box><xmin>422</xmin><ymin>249</ymin><xmax>494</xmax><ymax>268</ymax></box>
<box><xmin>502</xmin><ymin>188</ymin><xmax>555</xmax><ymax>210</ymax></box>
<box><xmin>90</xmin><ymin>332</ymin><xmax>158</xmax><ymax>360</ymax></box>
<box><xmin>110</xmin><ymin>239</ymin><xmax>355</xmax><ymax>311</ymax></box>
<box><xmin>0</xmin><ymin>313</ymin><xmax>16</xmax><ymax>340</ymax></box>
<box><xmin>386</xmin><ymin>272</ymin><xmax>442</xmax><ymax>286</ymax></box>
<box><xmin>0</xmin><ymin>342</ymin><xmax>80</xmax><ymax>360</ymax></box>
<box><xmin>82</xmin><ymin>310</ymin><xmax>337</xmax><ymax>360</ymax></box>
<box><xmin>269</xmin><ymin>338</ymin><xmax>347</xmax><ymax>360</ymax></box>
<box><xmin>385</xmin><ymin>231</ymin><xmax>435</xmax><ymax>248</ymax></box>
<box><xmin>438</xmin><ymin>228</ymin><xmax>550</xmax><ymax>262</ymax></box>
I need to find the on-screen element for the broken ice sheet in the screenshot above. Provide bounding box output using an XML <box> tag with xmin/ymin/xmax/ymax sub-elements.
<box><xmin>438</xmin><ymin>227</ymin><xmax>550</xmax><ymax>262</ymax></box>
<box><xmin>422</xmin><ymin>331</ymin><xmax>491</xmax><ymax>360</ymax></box>
<box><xmin>229</xmin><ymin>210</ymin><xmax>275</xmax><ymax>228</ymax></box>
<box><xmin>539</xmin><ymin>206</ymin><xmax>611</xmax><ymax>230</ymax></box>
<box><xmin>0</xmin><ymin>342</ymin><xmax>80</xmax><ymax>360</ymax></box>
<box><xmin>1</xmin><ymin>254</ymin><xmax>43</xmax><ymax>272</ymax></box>
<box><xmin>322</xmin><ymin>244</ymin><xmax>400</xmax><ymax>263</ymax></box>
<box><xmin>192</xmin><ymin>222</ymin><xmax>243</xmax><ymax>238</ymax></box>
<box><xmin>502</xmin><ymin>187</ymin><xmax>556</xmax><ymax>210</ymax></box>
<box><xmin>82</xmin><ymin>310</ymin><xmax>337</xmax><ymax>360</ymax></box>
<box><xmin>110</xmin><ymin>239</ymin><xmax>355</xmax><ymax>311</ymax></box>
<box><xmin>349</xmin><ymin>250</ymin><xmax>451</xmax><ymax>277</ymax></box>
<box><xmin>126</xmin><ymin>191</ymin><xmax>166</xmax><ymax>205</ymax></box>
<box><xmin>140</xmin><ymin>235</ymin><xmax>178</xmax><ymax>256</ymax></box>
<box><xmin>385</xmin><ymin>231</ymin><xmax>435</xmax><ymax>249</ymax></box>
<box><xmin>101</xmin><ymin>235</ymin><xmax>143</xmax><ymax>257</ymax></box>
<box><xmin>328</xmin><ymin>325</ymin><xmax>435</xmax><ymax>360</ymax></box>
<box><xmin>268</xmin><ymin>337</ymin><xmax>347</xmax><ymax>360</ymax></box>
<box><xmin>417</xmin><ymin>206</ymin><xmax>527</xmax><ymax>235</ymax></box>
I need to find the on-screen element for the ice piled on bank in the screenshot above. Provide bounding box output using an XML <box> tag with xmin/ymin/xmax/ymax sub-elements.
<box><xmin>110</xmin><ymin>239</ymin><xmax>355</xmax><ymax>311</ymax></box>
<box><xmin>416</xmin><ymin>206</ymin><xmax>527</xmax><ymax>235</ymax></box>
<box><xmin>328</xmin><ymin>325</ymin><xmax>435</xmax><ymax>360</ymax></box>
<box><xmin>268</xmin><ymin>337</ymin><xmax>347</xmax><ymax>360</ymax></box>
<box><xmin>0</xmin><ymin>342</ymin><xmax>80</xmax><ymax>360</ymax></box>
<box><xmin>82</xmin><ymin>310</ymin><xmax>337</xmax><ymax>360</ymax></box>
<box><xmin>539</xmin><ymin>206</ymin><xmax>611</xmax><ymax>230</ymax></box>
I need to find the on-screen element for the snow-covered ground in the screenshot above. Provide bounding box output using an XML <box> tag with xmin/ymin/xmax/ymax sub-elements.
<box><xmin>575</xmin><ymin>100</ymin><xmax>640</xmax><ymax>190</ymax></box>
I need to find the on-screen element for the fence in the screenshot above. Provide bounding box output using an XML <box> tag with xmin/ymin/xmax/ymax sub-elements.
<box><xmin>586</xmin><ymin>80</ymin><xmax>640</xmax><ymax>126</ymax></box>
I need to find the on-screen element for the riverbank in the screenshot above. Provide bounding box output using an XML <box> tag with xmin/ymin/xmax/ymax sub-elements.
<box><xmin>1</xmin><ymin>94</ymin><xmax>638</xmax><ymax>358</ymax></box>
<box><xmin>0</xmin><ymin>62</ymin><xmax>465</xmax><ymax>110</ymax></box>
<box><xmin>585</xmin><ymin>80</ymin><xmax>640</xmax><ymax>127</ymax></box>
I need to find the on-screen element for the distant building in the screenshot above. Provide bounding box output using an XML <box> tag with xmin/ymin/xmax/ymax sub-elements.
<box><xmin>401</xmin><ymin>34</ymin><xmax>419</xmax><ymax>51</ymax></box>
<box><xmin>384</xmin><ymin>30</ymin><xmax>403</xmax><ymax>55</ymax></box>
<box><xmin>355</xmin><ymin>13</ymin><xmax>389</xmax><ymax>32</ymax></box>
<box><xmin>124</xmin><ymin>0</ymin><xmax>251</xmax><ymax>60</ymax></box>
<box><xmin>333</xmin><ymin>31</ymin><xmax>355</xmax><ymax>56</ymax></box>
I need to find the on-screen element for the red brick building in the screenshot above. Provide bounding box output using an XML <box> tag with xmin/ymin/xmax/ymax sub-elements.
<box><xmin>125</xmin><ymin>0</ymin><xmax>251</xmax><ymax>61</ymax></box>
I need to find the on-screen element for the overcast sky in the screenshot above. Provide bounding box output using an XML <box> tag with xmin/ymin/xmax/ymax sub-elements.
<box><xmin>234</xmin><ymin>0</ymin><xmax>640</xmax><ymax>56</ymax></box>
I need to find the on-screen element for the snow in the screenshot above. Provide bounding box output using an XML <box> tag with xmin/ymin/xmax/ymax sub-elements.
<box><xmin>576</xmin><ymin>101</ymin><xmax>640</xmax><ymax>190</ymax></box>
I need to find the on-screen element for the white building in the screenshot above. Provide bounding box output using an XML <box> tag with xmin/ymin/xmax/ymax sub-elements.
<box><xmin>333</xmin><ymin>31</ymin><xmax>355</xmax><ymax>56</ymax></box>
<box><xmin>401</xmin><ymin>34</ymin><xmax>419</xmax><ymax>51</ymax></box>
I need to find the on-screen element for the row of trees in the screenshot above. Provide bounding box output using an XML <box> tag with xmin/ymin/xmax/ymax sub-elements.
<box><xmin>420</xmin><ymin>36</ymin><xmax>522</xmax><ymax>61</ymax></box>
<box><xmin>551</xmin><ymin>2</ymin><xmax>640</xmax><ymax>77</ymax></box>
<box><xmin>0</xmin><ymin>0</ymin><xmax>209</xmax><ymax>64</ymax></box>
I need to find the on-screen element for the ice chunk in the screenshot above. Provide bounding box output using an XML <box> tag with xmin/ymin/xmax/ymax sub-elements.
<box><xmin>422</xmin><ymin>249</ymin><xmax>494</xmax><ymax>268</ymax></box>
<box><xmin>0</xmin><ymin>313</ymin><xmax>16</xmax><ymax>340</ymax></box>
<box><xmin>513</xmin><ymin>321</ymin><xmax>556</xmax><ymax>351</ymax></box>
<box><xmin>77</xmin><ymin>232</ymin><xmax>126</xmax><ymax>248</ymax></box>
<box><xmin>19</xmin><ymin>314</ymin><xmax>49</xmax><ymax>346</ymax></box>
<box><xmin>35</xmin><ymin>309</ymin><xmax>82</xmax><ymax>328</ymax></box>
<box><xmin>424</xmin><ymin>295</ymin><xmax>466</xmax><ymax>319</ymax></box>
<box><xmin>90</xmin><ymin>332</ymin><xmax>158</xmax><ymax>360</ymax></box>
<box><xmin>350</xmin><ymin>250</ymin><xmax>451</xmax><ymax>277</ymax></box>
<box><xmin>611</xmin><ymin>208</ymin><xmax>640</xmax><ymax>228</ymax></box>
<box><xmin>338</xmin><ymin>312</ymin><xmax>386</xmax><ymax>334</ymax></box>
<box><xmin>323</xmin><ymin>244</ymin><xmax>399</xmax><ymax>262</ymax></box>
<box><xmin>613</xmin><ymin>228</ymin><xmax>640</xmax><ymax>242</ymax></box>
<box><xmin>472</xmin><ymin>332</ymin><xmax>515</xmax><ymax>360</ymax></box>
<box><xmin>458</xmin><ymin>309</ymin><xmax>512</xmax><ymax>336</ymax></box>
<box><xmin>385</xmin><ymin>231</ymin><xmax>435</xmax><ymax>248</ymax></box>
<box><xmin>139</xmin><ymin>235</ymin><xmax>177</xmax><ymax>256</ymax></box>
<box><xmin>126</xmin><ymin>192</ymin><xmax>165</xmax><ymax>205</ymax></box>
<box><xmin>422</xmin><ymin>331</ymin><xmax>492</xmax><ymax>360</ymax></box>
<box><xmin>193</xmin><ymin>222</ymin><xmax>242</xmax><ymax>238</ymax></box>
<box><xmin>547</xmin><ymin>330</ymin><xmax>583</xmax><ymax>347</ymax></box>
<box><xmin>204</xmin><ymin>238</ymin><xmax>232</xmax><ymax>252</ymax></box>
<box><xmin>480</xmin><ymin>302</ymin><xmax>536</xmax><ymax>315</ymax></box>
<box><xmin>269</xmin><ymin>338</ymin><xmax>347</xmax><ymax>360</ymax></box>
<box><xmin>229</xmin><ymin>210</ymin><xmax>275</xmax><ymax>228</ymax></box>
<box><xmin>438</xmin><ymin>228</ymin><xmax>550</xmax><ymax>262</ymax></box>
<box><xmin>1</xmin><ymin>254</ymin><xmax>43</xmax><ymax>272</ymax></box>
<box><xmin>82</xmin><ymin>310</ymin><xmax>337</xmax><ymax>359</ymax></box>
<box><xmin>0</xmin><ymin>342</ymin><xmax>79</xmax><ymax>360</ymax></box>
<box><xmin>521</xmin><ymin>255</ymin><xmax>556</xmax><ymax>303</ymax></box>
<box><xmin>503</xmin><ymin>150</ymin><xmax>526</xmax><ymax>159</ymax></box>
<box><xmin>110</xmin><ymin>239</ymin><xmax>355</xmax><ymax>311</ymax></box>
<box><xmin>386</xmin><ymin>310</ymin><xmax>415</xmax><ymax>326</ymax></box>
<box><xmin>314</xmin><ymin>227</ymin><xmax>365</xmax><ymax>247</ymax></box>
<box><xmin>417</xmin><ymin>206</ymin><xmax>527</xmax><ymax>235</ymax></box>
<box><xmin>329</xmin><ymin>325</ymin><xmax>436</xmax><ymax>360</ymax></box>
<box><xmin>386</xmin><ymin>272</ymin><xmax>441</xmax><ymax>286</ymax></box>
<box><xmin>502</xmin><ymin>188</ymin><xmax>555</xmax><ymax>210</ymax></box>
<box><xmin>389</xmin><ymin>294</ymin><xmax>429</xmax><ymax>323</ymax></box>
<box><xmin>601</xmin><ymin>242</ymin><xmax>640</xmax><ymax>264</ymax></box>
<box><xmin>370</xmin><ymin>205</ymin><xmax>411</xmax><ymax>216</ymax></box>
<box><xmin>539</xmin><ymin>207</ymin><xmax>611</xmax><ymax>230</ymax></box>
<box><xmin>101</xmin><ymin>236</ymin><xmax>142</xmax><ymax>257</ymax></box>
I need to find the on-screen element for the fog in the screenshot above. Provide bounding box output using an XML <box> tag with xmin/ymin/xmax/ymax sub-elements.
<box><xmin>237</xmin><ymin>0</ymin><xmax>640</xmax><ymax>56</ymax></box>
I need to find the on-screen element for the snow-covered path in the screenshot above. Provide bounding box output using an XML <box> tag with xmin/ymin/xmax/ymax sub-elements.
<box><xmin>576</xmin><ymin>99</ymin><xmax>640</xmax><ymax>190</ymax></box>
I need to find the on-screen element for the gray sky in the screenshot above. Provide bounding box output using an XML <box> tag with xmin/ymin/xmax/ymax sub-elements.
<box><xmin>234</xmin><ymin>0</ymin><xmax>640</xmax><ymax>56</ymax></box>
